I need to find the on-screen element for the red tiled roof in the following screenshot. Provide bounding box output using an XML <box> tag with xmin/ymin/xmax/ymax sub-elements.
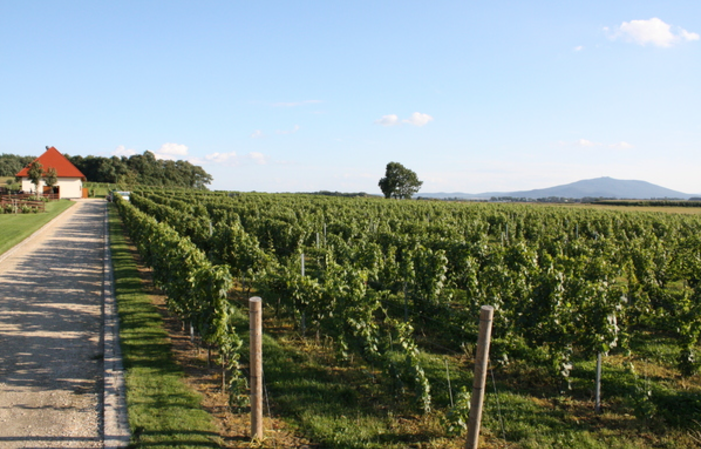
<box><xmin>15</xmin><ymin>147</ymin><xmax>86</xmax><ymax>180</ymax></box>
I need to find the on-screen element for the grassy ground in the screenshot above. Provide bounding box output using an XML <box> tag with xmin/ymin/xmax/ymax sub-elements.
<box><xmin>108</xmin><ymin>204</ymin><xmax>224</xmax><ymax>448</ymax></box>
<box><xmin>248</xmin><ymin>320</ymin><xmax>701</xmax><ymax>449</ymax></box>
<box><xmin>0</xmin><ymin>199</ymin><xmax>75</xmax><ymax>256</ymax></box>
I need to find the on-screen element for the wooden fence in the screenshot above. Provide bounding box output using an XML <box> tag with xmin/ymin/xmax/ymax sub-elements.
<box><xmin>1</xmin><ymin>193</ymin><xmax>59</xmax><ymax>201</ymax></box>
<box><xmin>0</xmin><ymin>197</ymin><xmax>47</xmax><ymax>213</ymax></box>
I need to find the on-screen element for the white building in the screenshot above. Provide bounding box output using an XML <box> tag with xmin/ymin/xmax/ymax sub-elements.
<box><xmin>15</xmin><ymin>147</ymin><xmax>87</xmax><ymax>199</ymax></box>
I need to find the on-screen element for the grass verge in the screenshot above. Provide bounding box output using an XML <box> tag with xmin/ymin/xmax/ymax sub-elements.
<box><xmin>108</xmin><ymin>204</ymin><xmax>223</xmax><ymax>448</ymax></box>
<box><xmin>0</xmin><ymin>199</ymin><xmax>75</xmax><ymax>256</ymax></box>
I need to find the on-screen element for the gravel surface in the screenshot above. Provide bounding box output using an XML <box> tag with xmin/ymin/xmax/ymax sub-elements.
<box><xmin>0</xmin><ymin>200</ymin><xmax>108</xmax><ymax>448</ymax></box>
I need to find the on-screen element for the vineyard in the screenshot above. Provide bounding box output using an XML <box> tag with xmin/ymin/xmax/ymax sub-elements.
<box><xmin>115</xmin><ymin>189</ymin><xmax>701</xmax><ymax>448</ymax></box>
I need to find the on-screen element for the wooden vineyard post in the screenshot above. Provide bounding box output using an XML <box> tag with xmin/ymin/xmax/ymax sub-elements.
<box><xmin>466</xmin><ymin>305</ymin><xmax>494</xmax><ymax>449</ymax></box>
<box><xmin>300</xmin><ymin>253</ymin><xmax>306</xmax><ymax>333</ymax></box>
<box><xmin>595</xmin><ymin>352</ymin><xmax>602</xmax><ymax>413</ymax></box>
<box><xmin>250</xmin><ymin>297</ymin><xmax>263</xmax><ymax>441</ymax></box>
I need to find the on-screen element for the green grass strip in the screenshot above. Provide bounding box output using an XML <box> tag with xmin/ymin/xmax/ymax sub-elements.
<box><xmin>108</xmin><ymin>204</ymin><xmax>223</xmax><ymax>449</ymax></box>
<box><xmin>0</xmin><ymin>199</ymin><xmax>75</xmax><ymax>256</ymax></box>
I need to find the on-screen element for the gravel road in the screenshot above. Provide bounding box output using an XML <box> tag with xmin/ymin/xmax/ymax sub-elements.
<box><xmin>0</xmin><ymin>200</ymin><xmax>121</xmax><ymax>448</ymax></box>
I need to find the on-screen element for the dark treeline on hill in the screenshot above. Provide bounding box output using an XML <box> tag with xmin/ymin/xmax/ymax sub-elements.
<box><xmin>0</xmin><ymin>151</ymin><xmax>212</xmax><ymax>189</ymax></box>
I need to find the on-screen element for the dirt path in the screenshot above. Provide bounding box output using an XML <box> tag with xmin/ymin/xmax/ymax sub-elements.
<box><xmin>0</xmin><ymin>200</ymin><xmax>110</xmax><ymax>448</ymax></box>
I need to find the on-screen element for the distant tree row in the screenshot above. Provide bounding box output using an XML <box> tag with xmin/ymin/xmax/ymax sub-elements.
<box><xmin>0</xmin><ymin>151</ymin><xmax>213</xmax><ymax>189</ymax></box>
<box><xmin>0</xmin><ymin>154</ymin><xmax>35</xmax><ymax>177</ymax></box>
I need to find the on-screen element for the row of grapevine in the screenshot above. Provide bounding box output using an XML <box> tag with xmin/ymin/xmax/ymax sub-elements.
<box><xmin>127</xmin><ymin>188</ymin><xmax>701</xmax><ymax>408</ymax></box>
<box><xmin>114</xmin><ymin>196</ymin><xmax>248</xmax><ymax>405</ymax></box>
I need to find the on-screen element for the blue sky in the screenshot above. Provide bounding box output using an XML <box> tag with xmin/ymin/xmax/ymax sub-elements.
<box><xmin>1</xmin><ymin>1</ymin><xmax>699</xmax><ymax>194</ymax></box>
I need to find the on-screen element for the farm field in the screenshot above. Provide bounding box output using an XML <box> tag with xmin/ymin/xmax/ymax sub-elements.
<box><xmin>115</xmin><ymin>189</ymin><xmax>701</xmax><ymax>448</ymax></box>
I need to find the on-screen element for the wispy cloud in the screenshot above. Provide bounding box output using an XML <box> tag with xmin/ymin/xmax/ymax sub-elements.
<box><xmin>272</xmin><ymin>100</ymin><xmax>323</xmax><ymax>107</ymax></box>
<box><xmin>374</xmin><ymin>112</ymin><xmax>434</xmax><ymax>127</ymax></box>
<box><xmin>248</xmin><ymin>152</ymin><xmax>267</xmax><ymax>165</ymax></box>
<box><xmin>574</xmin><ymin>45</ymin><xmax>584</xmax><ymax>52</ymax></box>
<box><xmin>609</xmin><ymin>141</ymin><xmax>634</xmax><ymax>150</ymax></box>
<box><xmin>375</xmin><ymin>114</ymin><xmax>400</xmax><ymax>126</ymax></box>
<box><xmin>250</xmin><ymin>130</ymin><xmax>264</xmax><ymax>139</ymax></box>
<box><xmin>576</xmin><ymin>139</ymin><xmax>600</xmax><ymax>147</ymax></box>
<box><xmin>275</xmin><ymin>125</ymin><xmax>300</xmax><ymax>135</ymax></box>
<box><xmin>112</xmin><ymin>145</ymin><xmax>137</xmax><ymax>157</ymax></box>
<box><xmin>606</xmin><ymin>18</ymin><xmax>699</xmax><ymax>47</ymax></box>
<box><xmin>564</xmin><ymin>139</ymin><xmax>634</xmax><ymax>149</ymax></box>
<box><xmin>191</xmin><ymin>151</ymin><xmax>271</xmax><ymax>167</ymax></box>
<box><xmin>202</xmin><ymin>151</ymin><xmax>237</xmax><ymax>164</ymax></box>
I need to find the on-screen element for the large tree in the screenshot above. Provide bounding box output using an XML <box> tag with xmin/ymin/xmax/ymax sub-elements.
<box><xmin>378</xmin><ymin>161</ymin><xmax>423</xmax><ymax>199</ymax></box>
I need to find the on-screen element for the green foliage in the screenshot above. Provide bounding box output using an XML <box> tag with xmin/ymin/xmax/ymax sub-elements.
<box><xmin>115</xmin><ymin>196</ymin><xmax>246</xmax><ymax>408</ymax></box>
<box><xmin>43</xmin><ymin>166</ymin><xmax>58</xmax><ymax>187</ymax></box>
<box><xmin>122</xmin><ymin>188</ymin><xmax>701</xmax><ymax>447</ymax></box>
<box><xmin>0</xmin><ymin>153</ymin><xmax>34</xmax><ymax>177</ymax></box>
<box><xmin>67</xmin><ymin>150</ymin><xmax>212</xmax><ymax>189</ymax></box>
<box><xmin>108</xmin><ymin>206</ymin><xmax>222</xmax><ymax>448</ymax></box>
<box><xmin>442</xmin><ymin>386</ymin><xmax>471</xmax><ymax>436</ymax></box>
<box><xmin>378</xmin><ymin>161</ymin><xmax>423</xmax><ymax>199</ymax></box>
<box><xmin>26</xmin><ymin>160</ymin><xmax>43</xmax><ymax>193</ymax></box>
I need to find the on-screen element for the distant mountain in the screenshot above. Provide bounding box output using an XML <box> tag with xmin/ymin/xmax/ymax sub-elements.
<box><xmin>419</xmin><ymin>177</ymin><xmax>694</xmax><ymax>200</ymax></box>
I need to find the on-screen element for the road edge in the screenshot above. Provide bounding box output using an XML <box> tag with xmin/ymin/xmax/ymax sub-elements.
<box><xmin>102</xmin><ymin>203</ymin><xmax>131</xmax><ymax>448</ymax></box>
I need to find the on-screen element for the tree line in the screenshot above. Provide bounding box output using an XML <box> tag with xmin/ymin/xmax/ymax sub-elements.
<box><xmin>0</xmin><ymin>151</ymin><xmax>213</xmax><ymax>189</ymax></box>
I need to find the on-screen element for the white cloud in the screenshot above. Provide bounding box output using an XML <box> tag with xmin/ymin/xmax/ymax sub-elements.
<box><xmin>113</xmin><ymin>145</ymin><xmax>136</xmax><ymax>157</ymax></box>
<box><xmin>608</xmin><ymin>18</ymin><xmax>699</xmax><ymax>47</ymax></box>
<box><xmin>403</xmin><ymin>112</ymin><xmax>434</xmax><ymax>127</ymax></box>
<box><xmin>275</xmin><ymin>125</ymin><xmax>300</xmax><ymax>135</ymax></box>
<box><xmin>250</xmin><ymin>130</ymin><xmax>264</xmax><ymax>138</ymax></box>
<box><xmin>375</xmin><ymin>114</ymin><xmax>400</xmax><ymax>126</ymax></box>
<box><xmin>375</xmin><ymin>112</ymin><xmax>433</xmax><ymax>127</ymax></box>
<box><xmin>154</xmin><ymin>142</ymin><xmax>189</xmax><ymax>160</ymax></box>
<box><xmin>158</xmin><ymin>142</ymin><xmax>189</xmax><ymax>155</ymax></box>
<box><xmin>574</xmin><ymin>45</ymin><xmax>584</xmax><ymax>52</ymax></box>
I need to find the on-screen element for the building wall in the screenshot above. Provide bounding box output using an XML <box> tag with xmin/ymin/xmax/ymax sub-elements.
<box><xmin>21</xmin><ymin>177</ymin><xmax>83</xmax><ymax>199</ymax></box>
